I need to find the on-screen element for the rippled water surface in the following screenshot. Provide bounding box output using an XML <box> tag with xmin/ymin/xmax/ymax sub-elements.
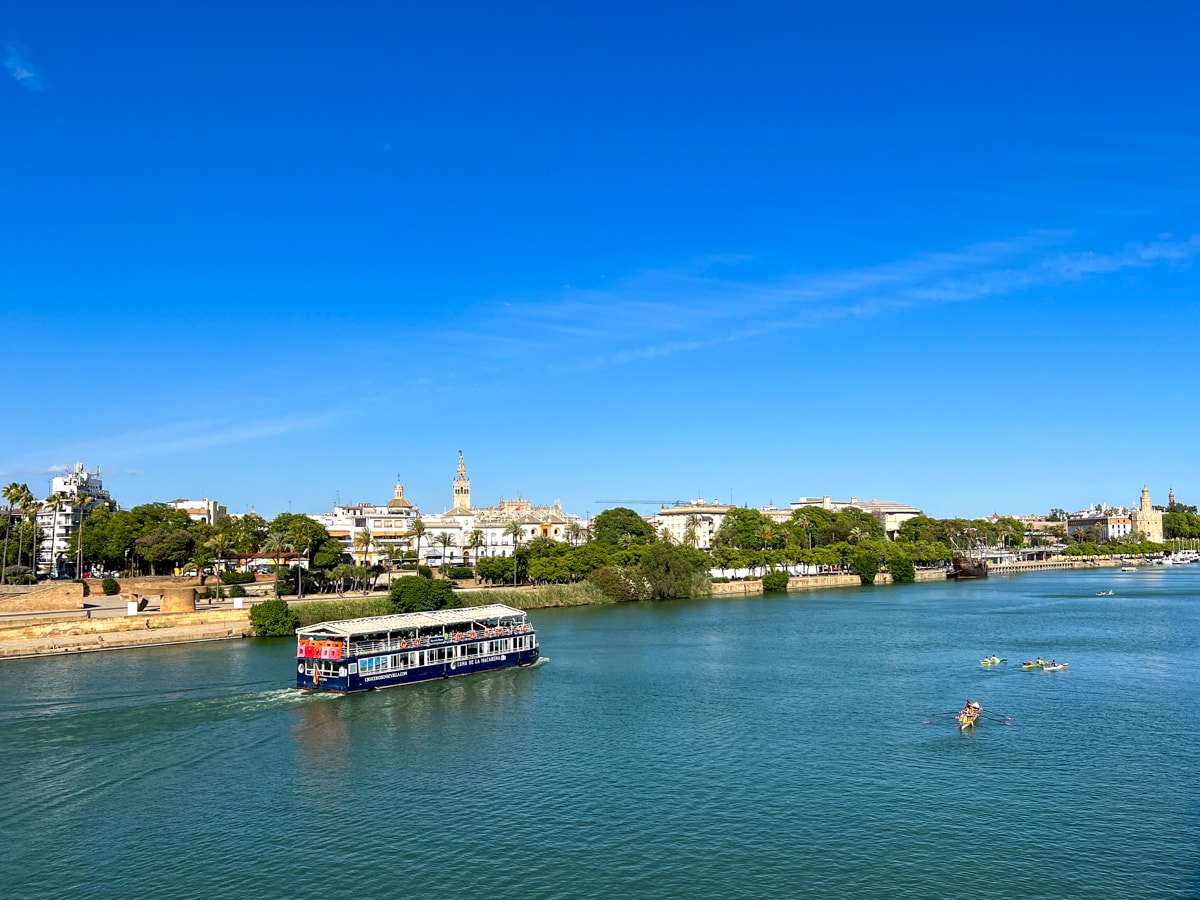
<box><xmin>3</xmin><ymin>567</ymin><xmax>1198</xmax><ymax>898</ymax></box>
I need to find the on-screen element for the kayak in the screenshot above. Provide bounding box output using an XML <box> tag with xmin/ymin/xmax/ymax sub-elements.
<box><xmin>980</xmin><ymin>657</ymin><xmax>1007</xmax><ymax>666</ymax></box>
<box><xmin>1043</xmin><ymin>663</ymin><xmax>1068</xmax><ymax>672</ymax></box>
<box><xmin>1022</xmin><ymin>661</ymin><xmax>1043</xmax><ymax>669</ymax></box>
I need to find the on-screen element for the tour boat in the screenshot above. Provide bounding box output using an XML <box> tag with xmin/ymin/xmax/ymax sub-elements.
<box><xmin>295</xmin><ymin>604</ymin><xmax>539</xmax><ymax>693</ymax></box>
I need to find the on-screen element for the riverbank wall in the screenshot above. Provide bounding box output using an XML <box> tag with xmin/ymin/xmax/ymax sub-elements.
<box><xmin>709</xmin><ymin>567</ymin><xmax>949</xmax><ymax>597</ymax></box>
<box><xmin>0</xmin><ymin>608</ymin><xmax>252</xmax><ymax>659</ymax></box>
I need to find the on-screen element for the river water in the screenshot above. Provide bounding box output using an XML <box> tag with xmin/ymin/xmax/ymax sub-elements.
<box><xmin>2</xmin><ymin>567</ymin><xmax>1198</xmax><ymax>898</ymax></box>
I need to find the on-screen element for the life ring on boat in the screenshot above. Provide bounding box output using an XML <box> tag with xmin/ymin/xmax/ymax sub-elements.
<box><xmin>399</xmin><ymin>639</ymin><xmax>408</xmax><ymax>649</ymax></box>
<box><xmin>412</xmin><ymin>637</ymin><xmax>421</xmax><ymax>647</ymax></box>
<box><xmin>468</xmin><ymin>630</ymin><xmax>477</xmax><ymax>640</ymax></box>
<box><xmin>454</xmin><ymin>632</ymin><xmax>462</xmax><ymax>642</ymax></box>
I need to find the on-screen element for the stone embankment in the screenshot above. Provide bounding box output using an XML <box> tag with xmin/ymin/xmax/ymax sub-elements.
<box><xmin>710</xmin><ymin>568</ymin><xmax>947</xmax><ymax>597</ymax></box>
<box><xmin>0</xmin><ymin>607</ymin><xmax>252</xmax><ymax>659</ymax></box>
<box><xmin>989</xmin><ymin>558</ymin><xmax>1121</xmax><ymax>574</ymax></box>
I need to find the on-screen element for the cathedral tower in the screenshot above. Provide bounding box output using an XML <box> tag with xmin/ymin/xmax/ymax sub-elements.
<box><xmin>453</xmin><ymin>450</ymin><xmax>471</xmax><ymax>511</ymax></box>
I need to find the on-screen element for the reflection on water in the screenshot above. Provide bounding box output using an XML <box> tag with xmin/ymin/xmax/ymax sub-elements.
<box><xmin>2</xmin><ymin>572</ymin><xmax>1199</xmax><ymax>899</ymax></box>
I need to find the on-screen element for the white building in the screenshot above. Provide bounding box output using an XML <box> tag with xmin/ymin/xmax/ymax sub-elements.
<box><xmin>35</xmin><ymin>463</ymin><xmax>111</xmax><ymax>577</ymax></box>
<box><xmin>166</xmin><ymin>498</ymin><xmax>228</xmax><ymax>525</ymax></box>
<box><xmin>308</xmin><ymin>480</ymin><xmax>420</xmax><ymax>565</ymax></box>
<box><xmin>307</xmin><ymin>452</ymin><xmax>585</xmax><ymax>567</ymax></box>
<box><xmin>651</xmin><ymin>499</ymin><xmax>733</xmax><ymax>550</ymax></box>
<box><xmin>785</xmin><ymin>495</ymin><xmax>923</xmax><ymax>539</ymax></box>
<box><xmin>421</xmin><ymin>452</ymin><xmax>583</xmax><ymax>564</ymax></box>
<box><xmin>1067</xmin><ymin>504</ymin><xmax>1133</xmax><ymax>542</ymax></box>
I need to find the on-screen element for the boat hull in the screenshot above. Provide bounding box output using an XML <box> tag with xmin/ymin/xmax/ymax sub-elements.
<box><xmin>297</xmin><ymin>646</ymin><xmax>541</xmax><ymax>694</ymax></box>
<box><xmin>951</xmin><ymin>557</ymin><xmax>988</xmax><ymax>579</ymax></box>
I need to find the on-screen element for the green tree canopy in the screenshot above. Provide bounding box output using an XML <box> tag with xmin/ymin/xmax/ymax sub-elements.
<box><xmin>591</xmin><ymin>507</ymin><xmax>655</xmax><ymax>547</ymax></box>
<box><xmin>388</xmin><ymin>576</ymin><xmax>456</xmax><ymax>613</ymax></box>
<box><xmin>714</xmin><ymin>506</ymin><xmax>777</xmax><ymax>550</ymax></box>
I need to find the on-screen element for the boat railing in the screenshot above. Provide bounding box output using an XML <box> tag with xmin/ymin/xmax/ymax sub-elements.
<box><xmin>347</xmin><ymin>622</ymin><xmax>530</xmax><ymax>657</ymax></box>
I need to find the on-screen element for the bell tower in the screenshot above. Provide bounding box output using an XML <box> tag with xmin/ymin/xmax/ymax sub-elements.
<box><xmin>453</xmin><ymin>450</ymin><xmax>471</xmax><ymax>511</ymax></box>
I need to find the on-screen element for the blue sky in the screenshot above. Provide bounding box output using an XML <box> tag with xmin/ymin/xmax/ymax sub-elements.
<box><xmin>3</xmin><ymin>2</ymin><xmax>1198</xmax><ymax>521</ymax></box>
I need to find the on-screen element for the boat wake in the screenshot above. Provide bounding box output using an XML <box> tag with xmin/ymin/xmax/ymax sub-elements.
<box><xmin>531</xmin><ymin>656</ymin><xmax>550</xmax><ymax>668</ymax></box>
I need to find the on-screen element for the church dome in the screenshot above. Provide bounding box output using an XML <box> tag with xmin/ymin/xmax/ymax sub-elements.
<box><xmin>388</xmin><ymin>481</ymin><xmax>412</xmax><ymax>509</ymax></box>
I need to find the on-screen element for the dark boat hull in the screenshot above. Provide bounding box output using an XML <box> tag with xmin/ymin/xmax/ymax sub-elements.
<box><xmin>951</xmin><ymin>557</ymin><xmax>988</xmax><ymax>579</ymax></box>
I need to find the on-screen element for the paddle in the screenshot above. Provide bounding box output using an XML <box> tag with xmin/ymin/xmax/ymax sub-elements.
<box><xmin>977</xmin><ymin>709</ymin><xmax>1013</xmax><ymax>725</ymax></box>
<box><xmin>922</xmin><ymin>711</ymin><xmax>961</xmax><ymax>724</ymax></box>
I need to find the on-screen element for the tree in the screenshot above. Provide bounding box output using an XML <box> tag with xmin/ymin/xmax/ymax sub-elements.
<box><xmin>388</xmin><ymin>575</ymin><xmax>455</xmax><ymax>613</ymax></box>
<box><xmin>1</xmin><ymin>482</ymin><xmax>27</xmax><ymax>583</ymax></box>
<box><xmin>591</xmin><ymin>507</ymin><xmax>655</xmax><ymax>547</ymax></box>
<box><xmin>16</xmin><ymin>485</ymin><xmax>37</xmax><ymax>575</ymax></box>
<box><xmin>353</xmin><ymin>529</ymin><xmax>375</xmax><ymax>565</ymax></box>
<box><xmin>641</xmin><ymin>541</ymin><xmax>710</xmax><ymax>600</ymax></box>
<box><xmin>503</xmin><ymin>520</ymin><xmax>524</xmax><ymax>585</ymax></box>
<box><xmin>466</xmin><ymin>529</ymin><xmax>485</xmax><ymax>568</ymax></box>
<box><xmin>249</xmin><ymin>598</ymin><xmax>299</xmax><ymax>636</ymax></box>
<box><xmin>763</xmin><ymin>570</ymin><xmax>790</xmax><ymax>592</ymax></box>
<box><xmin>850</xmin><ymin>547</ymin><xmax>882</xmax><ymax>585</ymax></box>
<box><xmin>409</xmin><ymin>518</ymin><xmax>426</xmax><ymax>565</ymax></box>
<box><xmin>432</xmin><ymin>531</ymin><xmax>457</xmax><ymax>574</ymax></box>
<box><xmin>262</xmin><ymin>531</ymin><xmax>292</xmax><ymax>597</ymax></box>
<box><xmin>217</xmin><ymin>512</ymin><xmax>268</xmax><ymax>553</ymax></box>
<box><xmin>135</xmin><ymin>527</ymin><xmax>195</xmax><ymax>575</ymax></box>
<box><xmin>206</xmin><ymin>533</ymin><xmax>233</xmax><ymax>574</ymax></box>
<box><xmin>566</xmin><ymin>520</ymin><xmax>585</xmax><ymax>548</ymax></box>
<box><xmin>714</xmin><ymin>506</ymin><xmax>775</xmax><ymax>550</ymax></box>
<box><xmin>186</xmin><ymin>548</ymin><xmax>216</xmax><ymax>585</ymax></box>
<box><xmin>43</xmin><ymin>493</ymin><xmax>63</xmax><ymax>577</ymax></box>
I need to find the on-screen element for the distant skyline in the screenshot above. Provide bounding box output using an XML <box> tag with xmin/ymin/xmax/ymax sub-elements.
<box><xmin>3</xmin><ymin>3</ymin><xmax>1198</xmax><ymax>519</ymax></box>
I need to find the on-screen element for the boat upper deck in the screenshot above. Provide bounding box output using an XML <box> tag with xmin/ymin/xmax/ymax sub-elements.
<box><xmin>296</xmin><ymin>603</ymin><xmax>530</xmax><ymax>640</ymax></box>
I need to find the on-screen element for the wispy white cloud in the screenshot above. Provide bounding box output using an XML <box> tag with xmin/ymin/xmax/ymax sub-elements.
<box><xmin>453</xmin><ymin>232</ymin><xmax>1200</xmax><ymax>371</ymax></box>
<box><xmin>3</xmin><ymin>412</ymin><xmax>339</xmax><ymax>486</ymax></box>
<box><xmin>4</xmin><ymin>42</ymin><xmax>43</xmax><ymax>91</ymax></box>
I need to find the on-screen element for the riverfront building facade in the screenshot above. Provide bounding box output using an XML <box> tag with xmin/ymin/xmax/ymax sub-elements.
<box><xmin>35</xmin><ymin>463</ymin><xmax>111</xmax><ymax>578</ymax></box>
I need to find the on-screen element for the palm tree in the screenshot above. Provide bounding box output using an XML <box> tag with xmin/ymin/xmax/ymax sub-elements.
<box><xmin>1</xmin><ymin>482</ymin><xmax>26</xmax><ymax>584</ymax></box>
<box><xmin>205</xmin><ymin>533</ymin><xmax>233</xmax><ymax>575</ymax></box>
<box><xmin>684</xmin><ymin>514</ymin><xmax>700</xmax><ymax>549</ymax></box>
<box><xmin>291</xmin><ymin>531</ymin><xmax>315</xmax><ymax>599</ymax></box>
<box><xmin>19</xmin><ymin>486</ymin><xmax>39</xmax><ymax>576</ymax></box>
<box><xmin>847</xmin><ymin>526</ymin><xmax>866</xmax><ymax>545</ymax></box>
<box><xmin>409</xmin><ymin>518</ymin><xmax>426</xmax><ymax>567</ymax></box>
<box><xmin>432</xmin><ymin>532</ymin><xmax>457</xmax><ymax>575</ymax></box>
<box><xmin>566</xmin><ymin>520</ymin><xmax>584</xmax><ymax>548</ymax></box>
<box><xmin>466</xmin><ymin>529</ymin><xmax>485</xmax><ymax>568</ymax></box>
<box><xmin>73</xmin><ymin>491</ymin><xmax>95</xmax><ymax>579</ymax></box>
<box><xmin>262</xmin><ymin>531</ymin><xmax>291</xmax><ymax>598</ymax></box>
<box><xmin>353</xmin><ymin>528</ymin><xmax>375</xmax><ymax>566</ymax></box>
<box><xmin>43</xmin><ymin>494</ymin><xmax>63</xmax><ymax>577</ymax></box>
<box><xmin>503</xmin><ymin>519</ymin><xmax>524</xmax><ymax>586</ymax></box>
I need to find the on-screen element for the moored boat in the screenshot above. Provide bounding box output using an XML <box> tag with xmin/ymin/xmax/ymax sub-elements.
<box><xmin>295</xmin><ymin>603</ymin><xmax>539</xmax><ymax>693</ymax></box>
<box><xmin>951</xmin><ymin>556</ymin><xmax>988</xmax><ymax>579</ymax></box>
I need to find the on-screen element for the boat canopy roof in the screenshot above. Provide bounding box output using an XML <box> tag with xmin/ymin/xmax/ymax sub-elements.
<box><xmin>297</xmin><ymin>604</ymin><xmax>529</xmax><ymax>639</ymax></box>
